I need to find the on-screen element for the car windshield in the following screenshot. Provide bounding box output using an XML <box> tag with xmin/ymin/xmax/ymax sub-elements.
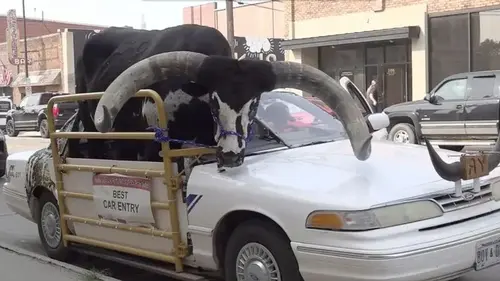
<box><xmin>245</xmin><ymin>91</ymin><xmax>347</xmax><ymax>154</ymax></box>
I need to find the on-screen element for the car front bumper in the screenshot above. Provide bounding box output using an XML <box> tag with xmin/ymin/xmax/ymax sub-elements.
<box><xmin>292</xmin><ymin>209</ymin><xmax>500</xmax><ymax>281</ymax></box>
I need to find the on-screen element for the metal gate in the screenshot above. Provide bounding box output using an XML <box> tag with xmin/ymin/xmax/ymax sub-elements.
<box><xmin>46</xmin><ymin>90</ymin><xmax>214</xmax><ymax>272</ymax></box>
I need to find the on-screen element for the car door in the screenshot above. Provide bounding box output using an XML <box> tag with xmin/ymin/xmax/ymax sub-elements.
<box><xmin>12</xmin><ymin>96</ymin><xmax>29</xmax><ymax>129</ymax></box>
<box><xmin>418</xmin><ymin>77</ymin><xmax>468</xmax><ymax>139</ymax></box>
<box><xmin>464</xmin><ymin>74</ymin><xmax>500</xmax><ymax>141</ymax></box>
<box><xmin>23</xmin><ymin>94</ymin><xmax>40</xmax><ymax>129</ymax></box>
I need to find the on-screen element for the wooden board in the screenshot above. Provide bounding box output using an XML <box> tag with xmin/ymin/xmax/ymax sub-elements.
<box><xmin>460</xmin><ymin>154</ymin><xmax>488</xmax><ymax>180</ymax></box>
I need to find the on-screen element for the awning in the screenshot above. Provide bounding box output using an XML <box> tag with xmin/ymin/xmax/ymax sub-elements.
<box><xmin>281</xmin><ymin>26</ymin><xmax>421</xmax><ymax>50</ymax></box>
<box><xmin>11</xmin><ymin>69</ymin><xmax>61</xmax><ymax>87</ymax></box>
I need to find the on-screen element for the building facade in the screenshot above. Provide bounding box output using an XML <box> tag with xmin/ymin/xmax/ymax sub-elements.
<box><xmin>1</xmin><ymin>13</ymin><xmax>106</xmax><ymax>103</ymax></box>
<box><xmin>183</xmin><ymin>1</ymin><xmax>286</xmax><ymax>62</ymax></box>
<box><xmin>283</xmin><ymin>0</ymin><xmax>500</xmax><ymax>108</ymax></box>
<box><xmin>183</xmin><ymin>1</ymin><xmax>285</xmax><ymax>38</ymax></box>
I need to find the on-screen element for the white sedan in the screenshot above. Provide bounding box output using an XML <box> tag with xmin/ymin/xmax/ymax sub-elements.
<box><xmin>4</xmin><ymin>90</ymin><xmax>500</xmax><ymax>281</ymax></box>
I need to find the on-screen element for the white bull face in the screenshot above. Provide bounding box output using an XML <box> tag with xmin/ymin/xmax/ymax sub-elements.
<box><xmin>209</xmin><ymin>92</ymin><xmax>259</xmax><ymax>168</ymax></box>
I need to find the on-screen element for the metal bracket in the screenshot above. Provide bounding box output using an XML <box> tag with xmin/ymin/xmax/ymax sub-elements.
<box><xmin>176</xmin><ymin>242</ymin><xmax>188</xmax><ymax>258</ymax></box>
<box><xmin>168</xmin><ymin>177</ymin><xmax>181</xmax><ymax>192</ymax></box>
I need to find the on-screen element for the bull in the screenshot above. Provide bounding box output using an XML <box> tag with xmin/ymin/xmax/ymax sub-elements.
<box><xmin>74</xmin><ymin>24</ymin><xmax>373</xmax><ymax>168</ymax></box>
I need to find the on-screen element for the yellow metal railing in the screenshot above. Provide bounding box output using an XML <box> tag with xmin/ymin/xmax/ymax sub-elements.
<box><xmin>46</xmin><ymin>90</ymin><xmax>215</xmax><ymax>272</ymax></box>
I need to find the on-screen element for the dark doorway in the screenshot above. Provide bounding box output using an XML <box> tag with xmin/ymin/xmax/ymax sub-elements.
<box><xmin>383</xmin><ymin>64</ymin><xmax>407</xmax><ymax>107</ymax></box>
<box><xmin>319</xmin><ymin>41</ymin><xmax>411</xmax><ymax>110</ymax></box>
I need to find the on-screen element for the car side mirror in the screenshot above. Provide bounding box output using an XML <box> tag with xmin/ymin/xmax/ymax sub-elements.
<box><xmin>367</xmin><ymin>112</ymin><xmax>390</xmax><ymax>131</ymax></box>
<box><xmin>428</xmin><ymin>95</ymin><xmax>440</xmax><ymax>105</ymax></box>
<box><xmin>15</xmin><ymin>105</ymin><xmax>21</xmax><ymax>110</ymax></box>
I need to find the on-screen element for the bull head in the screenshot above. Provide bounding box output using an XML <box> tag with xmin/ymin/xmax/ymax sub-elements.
<box><xmin>93</xmin><ymin>51</ymin><xmax>373</xmax><ymax>168</ymax></box>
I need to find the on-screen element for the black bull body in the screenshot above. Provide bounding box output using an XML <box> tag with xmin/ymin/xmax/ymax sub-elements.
<box><xmin>71</xmin><ymin>25</ymin><xmax>232</xmax><ymax>161</ymax></box>
<box><xmin>70</xmin><ymin>23</ymin><xmax>379</xmax><ymax>168</ymax></box>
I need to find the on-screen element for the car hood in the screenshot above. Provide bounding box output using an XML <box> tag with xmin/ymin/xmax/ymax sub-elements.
<box><xmin>384</xmin><ymin>100</ymin><xmax>428</xmax><ymax>112</ymax></box>
<box><xmin>215</xmin><ymin>140</ymin><xmax>496</xmax><ymax>210</ymax></box>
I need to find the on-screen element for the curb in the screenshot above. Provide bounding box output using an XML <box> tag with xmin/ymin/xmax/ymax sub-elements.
<box><xmin>0</xmin><ymin>241</ymin><xmax>121</xmax><ymax>281</ymax></box>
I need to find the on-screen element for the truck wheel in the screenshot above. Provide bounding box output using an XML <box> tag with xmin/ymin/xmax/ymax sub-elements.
<box><xmin>224</xmin><ymin>220</ymin><xmax>302</xmax><ymax>281</ymax></box>
<box><xmin>36</xmin><ymin>190</ymin><xmax>71</xmax><ymax>261</ymax></box>
<box><xmin>39</xmin><ymin>119</ymin><xmax>49</xmax><ymax>138</ymax></box>
<box><xmin>388</xmin><ymin>123</ymin><xmax>416</xmax><ymax>144</ymax></box>
<box><xmin>5</xmin><ymin>119</ymin><xmax>18</xmax><ymax>137</ymax></box>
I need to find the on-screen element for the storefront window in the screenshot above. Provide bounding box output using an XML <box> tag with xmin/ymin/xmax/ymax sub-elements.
<box><xmin>385</xmin><ymin>44</ymin><xmax>408</xmax><ymax>63</ymax></box>
<box><xmin>471</xmin><ymin>10</ymin><xmax>500</xmax><ymax>71</ymax></box>
<box><xmin>366</xmin><ymin>47</ymin><xmax>384</xmax><ymax>65</ymax></box>
<box><xmin>429</xmin><ymin>14</ymin><xmax>469</xmax><ymax>89</ymax></box>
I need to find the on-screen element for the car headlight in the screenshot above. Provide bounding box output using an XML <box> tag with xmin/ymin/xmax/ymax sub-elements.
<box><xmin>305</xmin><ymin>201</ymin><xmax>443</xmax><ymax>231</ymax></box>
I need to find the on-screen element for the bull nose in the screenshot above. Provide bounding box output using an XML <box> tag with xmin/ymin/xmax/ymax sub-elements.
<box><xmin>216</xmin><ymin>149</ymin><xmax>244</xmax><ymax>168</ymax></box>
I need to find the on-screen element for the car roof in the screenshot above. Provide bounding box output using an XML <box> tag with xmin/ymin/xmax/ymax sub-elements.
<box><xmin>447</xmin><ymin>70</ymin><xmax>500</xmax><ymax>79</ymax></box>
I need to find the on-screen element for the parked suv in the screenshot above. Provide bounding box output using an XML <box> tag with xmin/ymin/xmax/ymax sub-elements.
<box><xmin>0</xmin><ymin>96</ymin><xmax>13</xmax><ymax>132</ymax></box>
<box><xmin>384</xmin><ymin>70</ymin><xmax>500</xmax><ymax>151</ymax></box>
<box><xmin>5</xmin><ymin>92</ymin><xmax>78</xmax><ymax>138</ymax></box>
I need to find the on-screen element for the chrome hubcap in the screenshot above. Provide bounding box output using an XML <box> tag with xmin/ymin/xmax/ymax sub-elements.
<box><xmin>393</xmin><ymin>130</ymin><xmax>409</xmax><ymax>143</ymax></box>
<box><xmin>6</xmin><ymin>122</ymin><xmax>13</xmax><ymax>135</ymax></box>
<box><xmin>236</xmin><ymin>242</ymin><xmax>281</xmax><ymax>281</ymax></box>
<box><xmin>41</xmin><ymin>202</ymin><xmax>61</xmax><ymax>248</ymax></box>
<box><xmin>40</xmin><ymin>123</ymin><xmax>47</xmax><ymax>135</ymax></box>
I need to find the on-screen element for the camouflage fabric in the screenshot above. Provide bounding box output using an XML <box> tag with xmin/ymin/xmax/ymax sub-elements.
<box><xmin>25</xmin><ymin>112</ymin><xmax>84</xmax><ymax>203</ymax></box>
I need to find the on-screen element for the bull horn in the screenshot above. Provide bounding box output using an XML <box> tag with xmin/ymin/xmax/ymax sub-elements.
<box><xmin>271</xmin><ymin>61</ymin><xmax>372</xmax><ymax>161</ymax></box>
<box><xmin>425</xmin><ymin>137</ymin><xmax>500</xmax><ymax>181</ymax></box>
<box><xmin>93</xmin><ymin>51</ymin><xmax>208</xmax><ymax>133</ymax></box>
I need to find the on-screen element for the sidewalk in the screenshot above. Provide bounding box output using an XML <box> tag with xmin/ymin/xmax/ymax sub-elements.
<box><xmin>0</xmin><ymin>245</ymin><xmax>120</xmax><ymax>281</ymax></box>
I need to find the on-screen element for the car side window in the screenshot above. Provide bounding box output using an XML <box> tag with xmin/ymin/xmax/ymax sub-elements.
<box><xmin>18</xmin><ymin>97</ymin><xmax>28</xmax><ymax>108</ymax></box>
<box><xmin>25</xmin><ymin>95</ymin><xmax>39</xmax><ymax>107</ymax></box>
<box><xmin>434</xmin><ymin>78</ymin><xmax>467</xmax><ymax>101</ymax></box>
<box><xmin>468</xmin><ymin>76</ymin><xmax>496</xmax><ymax>99</ymax></box>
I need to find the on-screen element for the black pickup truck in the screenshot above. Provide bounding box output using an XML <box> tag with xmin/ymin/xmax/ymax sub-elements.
<box><xmin>5</xmin><ymin>92</ymin><xmax>78</xmax><ymax>138</ymax></box>
<box><xmin>384</xmin><ymin>70</ymin><xmax>500</xmax><ymax>151</ymax></box>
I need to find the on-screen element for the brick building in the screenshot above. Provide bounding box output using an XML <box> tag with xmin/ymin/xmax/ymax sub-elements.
<box><xmin>183</xmin><ymin>1</ymin><xmax>284</xmax><ymax>38</ymax></box>
<box><xmin>183</xmin><ymin>1</ymin><xmax>286</xmax><ymax>62</ymax></box>
<box><xmin>282</xmin><ymin>0</ymin><xmax>500</xmax><ymax>108</ymax></box>
<box><xmin>1</xmin><ymin>13</ymin><xmax>106</xmax><ymax>103</ymax></box>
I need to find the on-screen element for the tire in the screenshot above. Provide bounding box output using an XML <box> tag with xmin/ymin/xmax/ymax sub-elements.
<box><xmin>439</xmin><ymin>145</ymin><xmax>464</xmax><ymax>152</ymax></box>
<box><xmin>224</xmin><ymin>219</ymin><xmax>302</xmax><ymax>281</ymax></box>
<box><xmin>36</xmin><ymin>191</ymin><xmax>71</xmax><ymax>261</ymax></box>
<box><xmin>39</xmin><ymin>119</ymin><xmax>49</xmax><ymax>138</ymax></box>
<box><xmin>388</xmin><ymin>123</ymin><xmax>416</xmax><ymax>144</ymax></box>
<box><xmin>5</xmin><ymin>119</ymin><xmax>18</xmax><ymax>137</ymax></box>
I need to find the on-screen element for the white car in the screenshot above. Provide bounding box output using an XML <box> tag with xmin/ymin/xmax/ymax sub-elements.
<box><xmin>3</xmin><ymin>89</ymin><xmax>500</xmax><ymax>281</ymax></box>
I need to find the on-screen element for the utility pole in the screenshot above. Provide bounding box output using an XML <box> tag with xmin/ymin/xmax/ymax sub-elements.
<box><xmin>22</xmin><ymin>0</ymin><xmax>31</xmax><ymax>96</ymax></box>
<box><xmin>226</xmin><ymin>0</ymin><xmax>235</xmax><ymax>55</ymax></box>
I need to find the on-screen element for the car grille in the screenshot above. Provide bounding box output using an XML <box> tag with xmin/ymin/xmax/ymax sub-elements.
<box><xmin>0</xmin><ymin>101</ymin><xmax>10</xmax><ymax>112</ymax></box>
<box><xmin>433</xmin><ymin>183</ymin><xmax>492</xmax><ymax>212</ymax></box>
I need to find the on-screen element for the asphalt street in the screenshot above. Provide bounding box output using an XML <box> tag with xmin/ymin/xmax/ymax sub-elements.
<box><xmin>0</xmin><ymin>132</ymin><xmax>499</xmax><ymax>280</ymax></box>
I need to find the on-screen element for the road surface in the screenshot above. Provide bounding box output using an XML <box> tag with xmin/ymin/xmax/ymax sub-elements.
<box><xmin>0</xmin><ymin>132</ymin><xmax>499</xmax><ymax>280</ymax></box>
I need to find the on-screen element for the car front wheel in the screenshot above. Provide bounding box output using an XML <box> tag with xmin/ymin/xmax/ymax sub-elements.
<box><xmin>224</xmin><ymin>220</ymin><xmax>302</xmax><ymax>281</ymax></box>
<box><xmin>388</xmin><ymin>123</ymin><xmax>416</xmax><ymax>144</ymax></box>
<box><xmin>5</xmin><ymin>119</ymin><xmax>18</xmax><ymax>137</ymax></box>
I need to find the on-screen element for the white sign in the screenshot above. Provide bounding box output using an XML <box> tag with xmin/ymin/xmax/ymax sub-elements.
<box><xmin>92</xmin><ymin>173</ymin><xmax>155</xmax><ymax>225</ymax></box>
